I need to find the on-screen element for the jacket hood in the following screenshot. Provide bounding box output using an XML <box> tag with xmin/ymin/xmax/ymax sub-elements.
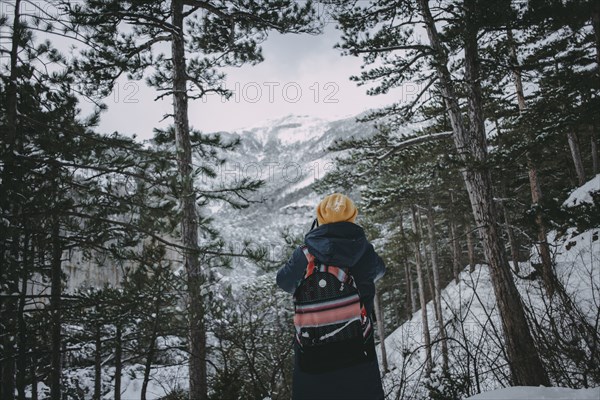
<box><xmin>304</xmin><ymin>221</ymin><xmax>367</xmax><ymax>267</ymax></box>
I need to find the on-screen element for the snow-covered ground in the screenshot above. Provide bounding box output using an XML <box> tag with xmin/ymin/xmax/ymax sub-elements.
<box><xmin>61</xmin><ymin>364</ymin><xmax>189</xmax><ymax>400</ymax></box>
<box><xmin>466</xmin><ymin>386</ymin><xmax>599</xmax><ymax>399</ymax></box>
<box><xmin>379</xmin><ymin>175</ymin><xmax>600</xmax><ymax>399</ymax></box>
<box><xmin>563</xmin><ymin>174</ymin><xmax>600</xmax><ymax>207</ymax></box>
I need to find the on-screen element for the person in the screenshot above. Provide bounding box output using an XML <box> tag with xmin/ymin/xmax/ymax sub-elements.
<box><xmin>277</xmin><ymin>193</ymin><xmax>386</xmax><ymax>400</ymax></box>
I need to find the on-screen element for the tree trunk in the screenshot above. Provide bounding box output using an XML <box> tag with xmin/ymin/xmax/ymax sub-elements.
<box><xmin>449</xmin><ymin>221</ymin><xmax>461</xmax><ymax>283</ymax></box>
<box><xmin>409</xmin><ymin>265</ymin><xmax>417</xmax><ymax>315</ymax></box>
<box><xmin>16</xmin><ymin>233</ymin><xmax>30</xmax><ymax>400</ymax></box>
<box><xmin>567</xmin><ymin>131</ymin><xmax>586</xmax><ymax>186</ymax></box>
<box><xmin>528</xmin><ymin>157</ymin><xmax>556</xmax><ymax>297</ymax></box>
<box><xmin>141</xmin><ymin>331</ymin><xmax>157</xmax><ymax>400</ymax></box>
<box><xmin>449</xmin><ymin>191</ymin><xmax>462</xmax><ymax>283</ymax></box>
<box><xmin>114</xmin><ymin>324</ymin><xmax>122</xmax><ymax>400</ymax></box>
<box><xmin>417</xmin><ymin>208</ymin><xmax>436</xmax><ymax>312</ymax></box>
<box><xmin>400</xmin><ymin>214</ymin><xmax>417</xmax><ymax>315</ymax></box>
<box><xmin>426</xmin><ymin>198</ymin><xmax>448</xmax><ymax>372</ymax></box>
<box><xmin>418</xmin><ymin>0</ymin><xmax>549</xmax><ymax>386</ymax></box>
<box><xmin>50</xmin><ymin>216</ymin><xmax>62</xmax><ymax>400</ymax></box>
<box><xmin>592</xmin><ymin>125</ymin><xmax>599</xmax><ymax>175</ymax></box>
<box><xmin>497</xmin><ymin>184</ymin><xmax>521</xmax><ymax>275</ymax></box>
<box><xmin>374</xmin><ymin>289</ymin><xmax>389</xmax><ymax>373</ymax></box>
<box><xmin>465</xmin><ymin>224</ymin><xmax>476</xmax><ymax>273</ymax></box>
<box><xmin>411</xmin><ymin>205</ymin><xmax>432</xmax><ymax>376</ymax></box>
<box><xmin>400</xmin><ymin>214</ymin><xmax>417</xmax><ymax>320</ymax></box>
<box><xmin>31</xmin><ymin>356</ymin><xmax>37</xmax><ymax>400</ymax></box>
<box><xmin>529</xmin><ymin>159</ymin><xmax>556</xmax><ymax>297</ymax></box>
<box><xmin>591</xmin><ymin>1</ymin><xmax>600</xmax><ymax>69</ymax></box>
<box><xmin>403</xmin><ymin>260</ymin><xmax>417</xmax><ymax>320</ymax></box>
<box><xmin>507</xmin><ymin>27</ymin><xmax>556</xmax><ymax>295</ymax></box>
<box><xmin>5</xmin><ymin>0</ymin><xmax>20</xmax><ymax>149</ymax></box>
<box><xmin>170</xmin><ymin>1</ymin><xmax>207</xmax><ymax>399</ymax></box>
<box><xmin>507</xmin><ymin>29</ymin><xmax>526</xmax><ymax>112</ymax></box>
<box><xmin>1</xmin><ymin>1</ymin><xmax>22</xmax><ymax>398</ymax></box>
<box><xmin>501</xmin><ymin>201</ymin><xmax>521</xmax><ymax>274</ymax></box>
<box><xmin>94</xmin><ymin>325</ymin><xmax>102</xmax><ymax>400</ymax></box>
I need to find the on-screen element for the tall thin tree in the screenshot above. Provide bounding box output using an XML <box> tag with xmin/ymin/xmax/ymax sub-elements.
<box><xmin>66</xmin><ymin>2</ymin><xmax>319</xmax><ymax>397</ymax></box>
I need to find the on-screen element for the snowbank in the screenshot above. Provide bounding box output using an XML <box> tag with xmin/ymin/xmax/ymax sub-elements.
<box><xmin>467</xmin><ymin>386</ymin><xmax>600</xmax><ymax>399</ymax></box>
<box><xmin>60</xmin><ymin>363</ymin><xmax>189</xmax><ymax>400</ymax></box>
<box><xmin>563</xmin><ymin>174</ymin><xmax>600</xmax><ymax>207</ymax></box>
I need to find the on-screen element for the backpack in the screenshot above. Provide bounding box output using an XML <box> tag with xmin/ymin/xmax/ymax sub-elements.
<box><xmin>293</xmin><ymin>245</ymin><xmax>374</xmax><ymax>373</ymax></box>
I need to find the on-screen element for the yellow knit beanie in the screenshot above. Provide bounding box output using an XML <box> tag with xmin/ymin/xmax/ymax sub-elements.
<box><xmin>316</xmin><ymin>193</ymin><xmax>358</xmax><ymax>225</ymax></box>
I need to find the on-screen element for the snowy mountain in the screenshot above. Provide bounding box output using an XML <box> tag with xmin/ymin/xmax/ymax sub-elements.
<box><xmin>204</xmin><ymin>113</ymin><xmax>379</xmax><ymax>288</ymax></box>
<box><xmin>213</xmin><ymin>113</ymin><xmax>374</xmax><ymax>210</ymax></box>
<box><xmin>62</xmin><ymin>113</ymin><xmax>379</xmax><ymax>292</ymax></box>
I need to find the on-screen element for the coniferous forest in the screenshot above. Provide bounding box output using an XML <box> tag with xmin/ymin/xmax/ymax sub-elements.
<box><xmin>1</xmin><ymin>0</ymin><xmax>599</xmax><ymax>399</ymax></box>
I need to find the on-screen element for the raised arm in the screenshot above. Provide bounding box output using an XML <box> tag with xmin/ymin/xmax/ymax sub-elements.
<box><xmin>276</xmin><ymin>246</ymin><xmax>308</xmax><ymax>294</ymax></box>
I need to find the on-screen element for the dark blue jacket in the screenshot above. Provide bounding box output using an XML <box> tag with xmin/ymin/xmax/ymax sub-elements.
<box><xmin>277</xmin><ymin>221</ymin><xmax>386</xmax><ymax>400</ymax></box>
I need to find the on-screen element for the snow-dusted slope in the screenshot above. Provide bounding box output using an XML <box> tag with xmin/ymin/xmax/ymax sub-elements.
<box><xmin>564</xmin><ymin>174</ymin><xmax>600</xmax><ymax>207</ymax></box>
<box><xmin>379</xmin><ymin>175</ymin><xmax>600</xmax><ymax>399</ymax></box>
<box><xmin>236</xmin><ymin>114</ymin><xmax>334</xmax><ymax>146</ymax></box>
<box><xmin>214</xmin><ymin>113</ymin><xmax>375</xmax><ymax>208</ymax></box>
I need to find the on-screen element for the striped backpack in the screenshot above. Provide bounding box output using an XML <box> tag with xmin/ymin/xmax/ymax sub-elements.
<box><xmin>293</xmin><ymin>245</ymin><xmax>373</xmax><ymax>373</ymax></box>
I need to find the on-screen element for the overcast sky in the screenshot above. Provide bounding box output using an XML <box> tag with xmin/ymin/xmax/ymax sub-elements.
<box><xmin>85</xmin><ymin>23</ymin><xmax>399</xmax><ymax>140</ymax></box>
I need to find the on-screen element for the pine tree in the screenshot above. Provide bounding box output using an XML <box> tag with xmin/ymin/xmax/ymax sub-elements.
<box><xmin>0</xmin><ymin>3</ymin><xmax>194</xmax><ymax>395</ymax></box>
<box><xmin>62</xmin><ymin>2</ymin><xmax>319</xmax><ymax>396</ymax></box>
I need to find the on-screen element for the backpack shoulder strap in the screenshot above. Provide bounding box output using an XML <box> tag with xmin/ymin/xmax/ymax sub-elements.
<box><xmin>300</xmin><ymin>245</ymin><xmax>316</xmax><ymax>278</ymax></box>
<box><xmin>300</xmin><ymin>246</ymin><xmax>355</xmax><ymax>285</ymax></box>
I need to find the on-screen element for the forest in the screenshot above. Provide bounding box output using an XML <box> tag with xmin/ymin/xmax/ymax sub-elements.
<box><xmin>1</xmin><ymin>0</ymin><xmax>599</xmax><ymax>399</ymax></box>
